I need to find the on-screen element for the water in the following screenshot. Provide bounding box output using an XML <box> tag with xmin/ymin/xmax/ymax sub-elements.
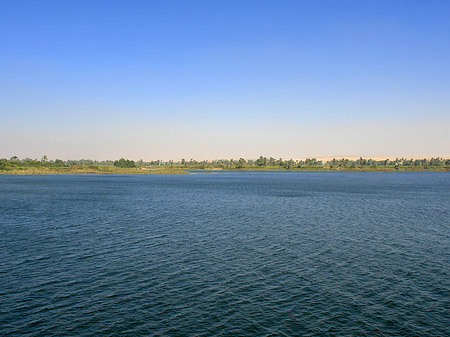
<box><xmin>1</xmin><ymin>171</ymin><xmax>449</xmax><ymax>336</ymax></box>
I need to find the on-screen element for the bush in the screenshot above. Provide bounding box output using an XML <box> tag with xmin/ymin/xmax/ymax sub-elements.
<box><xmin>113</xmin><ymin>158</ymin><xmax>136</xmax><ymax>168</ymax></box>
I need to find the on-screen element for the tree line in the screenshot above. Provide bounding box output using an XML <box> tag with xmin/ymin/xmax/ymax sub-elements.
<box><xmin>1</xmin><ymin>155</ymin><xmax>449</xmax><ymax>171</ymax></box>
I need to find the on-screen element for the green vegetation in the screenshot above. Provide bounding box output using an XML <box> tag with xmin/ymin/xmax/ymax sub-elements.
<box><xmin>0</xmin><ymin>156</ymin><xmax>187</xmax><ymax>174</ymax></box>
<box><xmin>114</xmin><ymin>158</ymin><xmax>136</xmax><ymax>168</ymax></box>
<box><xmin>169</xmin><ymin>156</ymin><xmax>450</xmax><ymax>171</ymax></box>
<box><xmin>1</xmin><ymin>156</ymin><xmax>449</xmax><ymax>174</ymax></box>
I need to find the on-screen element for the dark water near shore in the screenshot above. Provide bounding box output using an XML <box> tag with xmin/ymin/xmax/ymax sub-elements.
<box><xmin>1</xmin><ymin>172</ymin><xmax>449</xmax><ymax>336</ymax></box>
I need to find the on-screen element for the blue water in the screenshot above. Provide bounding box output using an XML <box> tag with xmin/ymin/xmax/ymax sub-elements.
<box><xmin>1</xmin><ymin>172</ymin><xmax>449</xmax><ymax>336</ymax></box>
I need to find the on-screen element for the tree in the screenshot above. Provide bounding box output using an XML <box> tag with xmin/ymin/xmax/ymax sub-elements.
<box><xmin>285</xmin><ymin>159</ymin><xmax>295</xmax><ymax>169</ymax></box>
<box><xmin>339</xmin><ymin>158</ymin><xmax>349</xmax><ymax>169</ymax></box>
<box><xmin>236</xmin><ymin>158</ymin><xmax>246</xmax><ymax>168</ymax></box>
<box><xmin>54</xmin><ymin>159</ymin><xmax>66</xmax><ymax>167</ymax></box>
<box><xmin>256</xmin><ymin>156</ymin><xmax>267</xmax><ymax>166</ymax></box>
<box><xmin>0</xmin><ymin>158</ymin><xmax>9</xmax><ymax>170</ymax></box>
<box><xmin>114</xmin><ymin>158</ymin><xmax>136</xmax><ymax>168</ymax></box>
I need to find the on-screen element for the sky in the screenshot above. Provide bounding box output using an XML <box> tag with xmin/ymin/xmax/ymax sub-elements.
<box><xmin>1</xmin><ymin>0</ymin><xmax>449</xmax><ymax>161</ymax></box>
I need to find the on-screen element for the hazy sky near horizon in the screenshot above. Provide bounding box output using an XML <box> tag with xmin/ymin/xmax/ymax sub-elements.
<box><xmin>1</xmin><ymin>0</ymin><xmax>449</xmax><ymax>160</ymax></box>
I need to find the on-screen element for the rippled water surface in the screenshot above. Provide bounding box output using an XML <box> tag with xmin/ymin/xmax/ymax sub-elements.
<box><xmin>1</xmin><ymin>172</ymin><xmax>450</xmax><ymax>336</ymax></box>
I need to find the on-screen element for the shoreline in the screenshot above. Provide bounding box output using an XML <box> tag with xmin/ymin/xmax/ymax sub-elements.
<box><xmin>1</xmin><ymin>167</ymin><xmax>449</xmax><ymax>175</ymax></box>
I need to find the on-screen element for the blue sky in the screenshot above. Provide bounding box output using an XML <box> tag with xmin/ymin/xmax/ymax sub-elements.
<box><xmin>1</xmin><ymin>0</ymin><xmax>449</xmax><ymax>160</ymax></box>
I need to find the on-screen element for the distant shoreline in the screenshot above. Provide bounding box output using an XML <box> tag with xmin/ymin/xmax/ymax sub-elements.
<box><xmin>1</xmin><ymin>156</ymin><xmax>449</xmax><ymax>174</ymax></box>
<box><xmin>1</xmin><ymin>167</ymin><xmax>449</xmax><ymax>175</ymax></box>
